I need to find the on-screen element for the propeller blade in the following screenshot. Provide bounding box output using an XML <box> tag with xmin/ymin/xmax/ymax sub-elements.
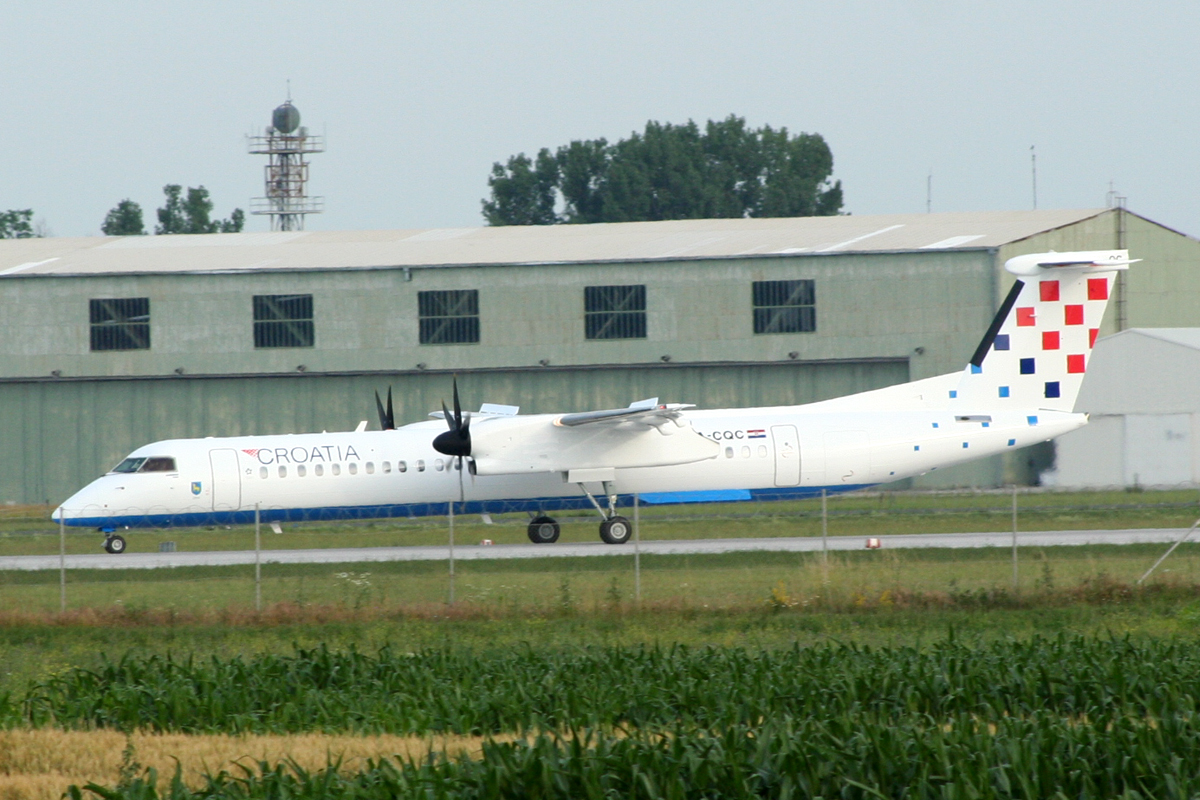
<box><xmin>452</xmin><ymin>377</ymin><xmax>463</xmax><ymax>429</ymax></box>
<box><xmin>433</xmin><ymin>379</ymin><xmax>471</xmax><ymax>458</ymax></box>
<box><xmin>375</xmin><ymin>387</ymin><xmax>396</xmax><ymax>430</ymax></box>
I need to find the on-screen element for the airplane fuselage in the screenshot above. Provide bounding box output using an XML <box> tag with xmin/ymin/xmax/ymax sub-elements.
<box><xmin>56</xmin><ymin>404</ymin><xmax>1083</xmax><ymax>529</ymax></box>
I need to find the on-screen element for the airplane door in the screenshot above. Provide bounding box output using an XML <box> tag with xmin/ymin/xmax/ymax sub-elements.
<box><xmin>771</xmin><ymin>425</ymin><xmax>801</xmax><ymax>486</ymax></box>
<box><xmin>209</xmin><ymin>449</ymin><xmax>242</xmax><ymax>512</ymax></box>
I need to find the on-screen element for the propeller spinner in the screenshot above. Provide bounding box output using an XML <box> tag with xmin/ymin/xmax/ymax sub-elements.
<box><xmin>433</xmin><ymin>379</ymin><xmax>471</xmax><ymax>458</ymax></box>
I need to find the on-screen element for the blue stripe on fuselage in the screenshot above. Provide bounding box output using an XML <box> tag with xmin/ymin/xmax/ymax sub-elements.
<box><xmin>63</xmin><ymin>484</ymin><xmax>875</xmax><ymax>529</ymax></box>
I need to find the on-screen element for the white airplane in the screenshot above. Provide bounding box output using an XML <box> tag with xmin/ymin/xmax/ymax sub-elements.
<box><xmin>56</xmin><ymin>250</ymin><xmax>1133</xmax><ymax>554</ymax></box>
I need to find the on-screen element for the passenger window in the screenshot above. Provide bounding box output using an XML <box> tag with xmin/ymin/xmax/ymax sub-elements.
<box><xmin>348</xmin><ymin>462</ymin><xmax>358</xmax><ymax>475</ymax></box>
<box><xmin>398</xmin><ymin>461</ymin><xmax>407</xmax><ymax>473</ymax></box>
<box><xmin>725</xmin><ymin>447</ymin><xmax>734</xmax><ymax>459</ymax></box>
<box><xmin>297</xmin><ymin>464</ymin><xmax>306</xmax><ymax>477</ymax></box>
<box><xmin>741</xmin><ymin>446</ymin><xmax>751</xmax><ymax>458</ymax></box>
<box><xmin>278</xmin><ymin>465</ymin><xmax>287</xmax><ymax>478</ymax></box>
<box><xmin>315</xmin><ymin>464</ymin><xmax>324</xmax><ymax>477</ymax></box>
<box><xmin>758</xmin><ymin>446</ymin><xmax>768</xmax><ymax>458</ymax></box>
<box><xmin>435</xmin><ymin>459</ymin><xmax>444</xmax><ymax>472</ymax></box>
<box><xmin>332</xmin><ymin>464</ymin><xmax>341</xmax><ymax>476</ymax></box>
<box><xmin>260</xmin><ymin>466</ymin><xmax>268</xmax><ymax>479</ymax></box>
<box><xmin>417</xmin><ymin>460</ymin><xmax>425</xmax><ymax>472</ymax></box>
<box><xmin>141</xmin><ymin>457</ymin><xmax>177</xmax><ymax>472</ymax></box>
<box><xmin>382</xmin><ymin>461</ymin><xmax>391</xmax><ymax>473</ymax></box>
<box><xmin>366</xmin><ymin>462</ymin><xmax>375</xmax><ymax>475</ymax></box>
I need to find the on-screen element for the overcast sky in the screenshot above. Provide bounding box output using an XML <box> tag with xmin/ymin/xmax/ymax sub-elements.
<box><xmin>3</xmin><ymin>1</ymin><xmax>1198</xmax><ymax>238</ymax></box>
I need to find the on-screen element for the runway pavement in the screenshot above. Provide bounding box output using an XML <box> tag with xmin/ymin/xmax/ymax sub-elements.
<box><xmin>0</xmin><ymin>527</ymin><xmax>1193</xmax><ymax>571</ymax></box>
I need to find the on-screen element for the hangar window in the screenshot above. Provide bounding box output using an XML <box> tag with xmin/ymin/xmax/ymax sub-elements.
<box><xmin>90</xmin><ymin>298</ymin><xmax>151</xmax><ymax>351</ymax></box>
<box><xmin>253</xmin><ymin>294</ymin><xmax>314</xmax><ymax>349</ymax></box>
<box><xmin>585</xmin><ymin>285</ymin><xmax>646</xmax><ymax>340</ymax></box>
<box><xmin>418</xmin><ymin>290</ymin><xmax>479</xmax><ymax>344</ymax></box>
<box><xmin>752</xmin><ymin>280</ymin><xmax>816</xmax><ymax>334</ymax></box>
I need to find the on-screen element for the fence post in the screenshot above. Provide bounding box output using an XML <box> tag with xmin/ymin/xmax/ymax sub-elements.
<box><xmin>821</xmin><ymin>489</ymin><xmax>829</xmax><ymax>582</ymax></box>
<box><xmin>448</xmin><ymin>502</ymin><xmax>455</xmax><ymax>605</ymax></box>
<box><xmin>1011</xmin><ymin>485</ymin><xmax>1018</xmax><ymax>590</ymax></box>
<box><xmin>59</xmin><ymin>509</ymin><xmax>66</xmax><ymax>614</ymax></box>
<box><xmin>634</xmin><ymin>493</ymin><xmax>641</xmax><ymax>604</ymax></box>
<box><xmin>255</xmin><ymin>503</ymin><xmax>262</xmax><ymax>612</ymax></box>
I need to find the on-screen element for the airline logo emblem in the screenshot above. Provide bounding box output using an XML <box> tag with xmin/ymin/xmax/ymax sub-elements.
<box><xmin>190</xmin><ymin>481</ymin><xmax>202</xmax><ymax>496</ymax></box>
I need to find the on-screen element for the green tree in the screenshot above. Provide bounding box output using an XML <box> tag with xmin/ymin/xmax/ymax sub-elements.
<box><xmin>0</xmin><ymin>209</ymin><xmax>36</xmax><ymax>239</ymax></box>
<box><xmin>483</xmin><ymin>116</ymin><xmax>844</xmax><ymax>225</ymax></box>
<box><xmin>481</xmin><ymin>150</ymin><xmax>560</xmax><ymax>225</ymax></box>
<box><xmin>100</xmin><ymin>199</ymin><xmax>146</xmax><ymax>235</ymax></box>
<box><xmin>155</xmin><ymin>185</ymin><xmax>245</xmax><ymax>234</ymax></box>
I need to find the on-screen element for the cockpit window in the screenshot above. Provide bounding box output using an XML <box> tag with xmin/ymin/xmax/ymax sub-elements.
<box><xmin>110</xmin><ymin>456</ymin><xmax>176</xmax><ymax>474</ymax></box>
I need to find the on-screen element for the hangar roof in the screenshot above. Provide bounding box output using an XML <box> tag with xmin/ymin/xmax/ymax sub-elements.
<box><xmin>0</xmin><ymin>208</ymin><xmax>1120</xmax><ymax>277</ymax></box>
<box><xmin>1104</xmin><ymin>328</ymin><xmax>1200</xmax><ymax>352</ymax></box>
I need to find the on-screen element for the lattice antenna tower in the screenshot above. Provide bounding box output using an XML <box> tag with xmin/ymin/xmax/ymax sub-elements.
<box><xmin>247</xmin><ymin>100</ymin><xmax>325</xmax><ymax>231</ymax></box>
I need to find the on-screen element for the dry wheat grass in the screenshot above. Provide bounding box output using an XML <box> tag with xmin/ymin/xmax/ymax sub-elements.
<box><xmin>0</xmin><ymin>729</ymin><xmax>498</xmax><ymax>800</ymax></box>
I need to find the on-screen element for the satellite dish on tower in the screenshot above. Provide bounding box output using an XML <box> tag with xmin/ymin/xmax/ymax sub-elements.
<box><xmin>272</xmin><ymin>102</ymin><xmax>301</xmax><ymax>135</ymax></box>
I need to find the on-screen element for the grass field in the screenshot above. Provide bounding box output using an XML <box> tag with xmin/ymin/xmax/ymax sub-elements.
<box><xmin>3</xmin><ymin>539</ymin><xmax>1200</xmax><ymax>616</ymax></box>
<box><xmin>3</xmin><ymin>487</ymin><xmax>1199</xmax><ymax>556</ymax></box>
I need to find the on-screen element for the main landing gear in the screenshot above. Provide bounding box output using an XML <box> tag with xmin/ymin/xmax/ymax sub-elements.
<box><xmin>101</xmin><ymin>529</ymin><xmax>127</xmax><ymax>554</ymax></box>
<box><xmin>581</xmin><ymin>480</ymin><xmax>632</xmax><ymax>545</ymax></box>
<box><xmin>527</xmin><ymin>516</ymin><xmax>561</xmax><ymax>544</ymax></box>
<box><xmin>525</xmin><ymin>482</ymin><xmax>633</xmax><ymax>545</ymax></box>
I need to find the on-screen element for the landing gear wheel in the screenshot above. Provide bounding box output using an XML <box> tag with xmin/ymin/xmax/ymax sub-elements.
<box><xmin>599</xmin><ymin>516</ymin><xmax>632</xmax><ymax>545</ymax></box>
<box><xmin>527</xmin><ymin>516</ymin><xmax>560</xmax><ymax>544</ymax></box>
<box><xmin>103</xmin><ymin>535</ymin><xmax>127</xmax><ymax>554</ymax></box>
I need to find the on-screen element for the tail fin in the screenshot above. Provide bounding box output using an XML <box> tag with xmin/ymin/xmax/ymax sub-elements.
<box><xmin>950</xmin><ymin>250</ymin><xmax>1135</xmax><ymax>412</ymax></box>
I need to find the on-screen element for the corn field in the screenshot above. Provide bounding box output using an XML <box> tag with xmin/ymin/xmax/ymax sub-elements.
<box><xmin>20</xmin><ymin>636</ymin><xmax>1200</xmax><ymax>797</ymax></box>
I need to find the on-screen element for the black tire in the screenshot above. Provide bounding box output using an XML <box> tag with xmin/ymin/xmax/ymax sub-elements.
<box><xmin>599</xmin><ymin>516</ymin><xmax>632</xmax><ymax>545</ymax></box>
<box><xmin>104</xmin><ymin>535</ymin><xmax>127</xmax><ymax>554</ymax></box>
<box><xmin>527</xmin><ymin>516</ymin><xmax>560</xmax><ymax>544</ymax></box>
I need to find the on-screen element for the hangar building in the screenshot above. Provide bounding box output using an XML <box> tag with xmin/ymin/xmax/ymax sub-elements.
<box><xmin>1051</xmin><ymin>328</ymin><xmax>1200</xmax><ymax>488</ymax></box>
<box><xmin>2</xmin><ymin>207</ymin><xmax>1198</xmax><ymax>506</ymax></box>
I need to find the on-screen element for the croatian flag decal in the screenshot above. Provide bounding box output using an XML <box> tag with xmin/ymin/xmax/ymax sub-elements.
<box><xmin>747</xmin><ymin>429</ymin><xmax>766</xmax><ymax>439</ymax></box>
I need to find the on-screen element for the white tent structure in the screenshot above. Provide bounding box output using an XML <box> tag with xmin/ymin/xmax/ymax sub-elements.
<box><xmin>1051</xmin><ymin>329</ymin><xmax>1200</xmax><ymax>488</ymax></box>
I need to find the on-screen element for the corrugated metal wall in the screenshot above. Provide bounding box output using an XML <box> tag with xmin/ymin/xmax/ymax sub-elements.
<box><xmin>1</xmin><ymin>359</ymin><xmax>908</xmax><ymax>506</ymax></box>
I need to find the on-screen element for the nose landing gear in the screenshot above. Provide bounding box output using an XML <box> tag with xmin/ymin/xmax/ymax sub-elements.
<box><xmin>100</xmin><ymin>528</ymin><xmax>127</xmax><ymax>554</ymax></box>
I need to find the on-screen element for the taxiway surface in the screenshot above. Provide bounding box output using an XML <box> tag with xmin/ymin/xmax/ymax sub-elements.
<box><xmin>0</xmin><ymin>528</ymin><xmax>1193</xmax><ymax>571</ymax></box>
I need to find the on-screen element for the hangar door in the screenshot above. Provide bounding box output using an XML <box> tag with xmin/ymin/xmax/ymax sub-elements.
<box><xmin>1124</xmin><ymin>414</ymin><xmax>1193</xmax><ymax>487</ymax></box>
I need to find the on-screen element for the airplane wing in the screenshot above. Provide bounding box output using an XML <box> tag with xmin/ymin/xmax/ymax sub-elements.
<box><xmin>465</xmin><ymin>399</ymin><xmax>719</xmax><ymax>477</ymax></box>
